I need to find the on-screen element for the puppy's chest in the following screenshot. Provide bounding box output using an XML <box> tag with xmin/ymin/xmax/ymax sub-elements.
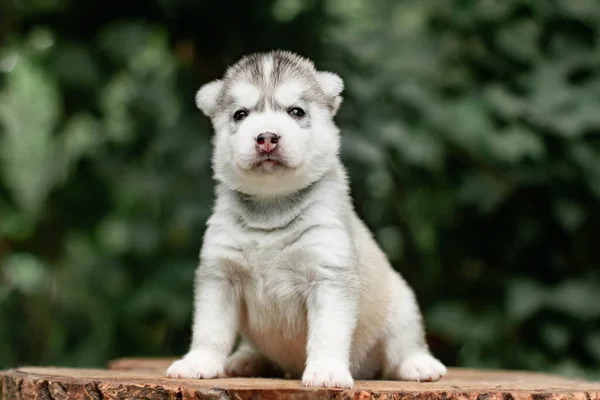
<box><xmin>224</xmin><ymin>235</ymin><xmax>314</xmax><ymax>340</ymax></box>
<box><xmin>232</xmin><ymin>235</ymin><xmax>316</xmax><ymax>298</ymax></box>
<box><xmin>219</xmin><ymin>224</ymin><xmax>319</xmax><ymax>302</ymax></box>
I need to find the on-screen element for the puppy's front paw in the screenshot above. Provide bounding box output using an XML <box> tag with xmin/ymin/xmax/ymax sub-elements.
<box><xmin>396</xmin><ymin>353</ymin><xmax>447</xmax><ymax>382</ymax></box>
<box><xmin>302</xmin><ymin>359</ymin><xmax>353</xmax><ymax>388</ymax></box>
<box><xmin>166</xmin><ymin>350</ymin><xmax>225</xmax><ymax>379</ymax></box>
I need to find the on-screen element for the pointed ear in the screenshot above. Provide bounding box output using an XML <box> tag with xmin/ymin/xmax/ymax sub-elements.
<box><xmin>317</xmin><ymin>71</ymin><xmax>344</xmax><ymax>116</ymax></box>
<box><xmin>195</xmin><ymin>79</ymin><xmax>224</xmax><ymax>116</ymax></box>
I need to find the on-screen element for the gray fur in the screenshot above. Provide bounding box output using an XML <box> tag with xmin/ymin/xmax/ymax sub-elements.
<box><xmin>219</xmin><ymin>50</ymin><xmax>332</xmax><ymax>113</ymax></box>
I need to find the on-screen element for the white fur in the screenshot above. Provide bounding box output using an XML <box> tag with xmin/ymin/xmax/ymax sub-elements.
<box><xmin>274</xmin><ymin>82</ymin><xmax>304</xmax><ymax>107</ymax></box>
<box><xmin>302</xmin><ymin>359</ymin><xmax>354</xmax><ymax>388</ymax></box>
<box><xmin>317</xmin><ymin>72</ymin><xmax>344</xmax><ymax>115</ymax></box>
<box><xmin>263</xmin><ymin>54</ymin><xmax>274</xmax><ymax>80</ymax></box>
<box><xmin>317</xmin><ymin>71</ymin><xmax>344</xmax><ymax>97</ymax></box>
<box><xmin>167</xmin><ymin>52</ymin><xmax>446</xmax><ymax>388</ymax></box>
<box><xmin>230</xmin><ymin>82</ymin><xmax>261</xmax><ymax>109</ymax></box>
<box><xmin>212</xmin><ymin>103</ymin><xmax>339</xmax><ymax>198</ymax></box>
<box><xmin>195</xmin><ymin>80</ymin><xmax>223</xmax><ymax>116</ymax></box>
<box><xmin>166</xmin><ymin>349</ymin><xmax>226</xmax><ymax>379</ymax></box>
<box><xmin>397</xmin><ymin>354</ymin><xmax>447</xmax><ymax>382</ymax></box>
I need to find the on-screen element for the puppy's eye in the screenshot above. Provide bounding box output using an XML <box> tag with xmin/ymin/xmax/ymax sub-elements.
<box><xmin>288</xmin><ymin>107</ymin><xmax>305</xmax><ymax>118</ymax></box>
<box><xmin>233</xmin><ymin>109</ymin><xmax>249</xmax><ymax>121</ymax></box>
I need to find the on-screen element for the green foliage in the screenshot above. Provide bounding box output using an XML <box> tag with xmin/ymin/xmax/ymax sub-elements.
<box><xmin>0</xmin><ymin>0</ymin><xmax>599</xmax><ymax>379</ymax></box>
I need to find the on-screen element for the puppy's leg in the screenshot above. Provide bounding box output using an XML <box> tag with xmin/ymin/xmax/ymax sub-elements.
<box><xmin>166</xmin><ymin>266</ymin><xmax>238</xmax><ymax>379</ymax></box>
<box><xmin>302</xmin><ymin>277</ymin><xmax>358</xmax><ymax>388</ymax></box>
<box><xmin>225</xmin><ymin>337</ymin><xmax>279</xmax><ymax>377</ymax></box>
<box><xmin>382</xmin><ymin>275</ymin><xmax>446</xmax><ymax>382</ymax></box>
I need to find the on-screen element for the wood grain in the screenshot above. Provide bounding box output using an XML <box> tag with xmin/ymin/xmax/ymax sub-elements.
<box><xmin>1</xmin><ymin>358</ymin><xmax>599</xmax><ymax>400</ymax></box>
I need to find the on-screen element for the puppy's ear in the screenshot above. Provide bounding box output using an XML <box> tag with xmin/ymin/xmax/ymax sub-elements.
<box><xmin>317</xmin><ymin>71</ymin><xmax>344</xmax><ymax>116</ymax></box>
<box><xmin>195</xmin><ymin>79</ymin><xmax>224</xmax><ymax>116</ymax></box>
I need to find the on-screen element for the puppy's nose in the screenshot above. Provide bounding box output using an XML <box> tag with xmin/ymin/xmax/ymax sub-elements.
<box><xmin>256</xmin><ymin>132</ymin><xmax>279</xmax><ymax>153</ymax></box>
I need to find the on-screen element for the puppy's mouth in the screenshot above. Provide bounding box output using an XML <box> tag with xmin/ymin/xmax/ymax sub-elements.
<box><xmin>252</xmin><ymin>153</ymin><xmax>288</xmax><ymax>170</ymax></box>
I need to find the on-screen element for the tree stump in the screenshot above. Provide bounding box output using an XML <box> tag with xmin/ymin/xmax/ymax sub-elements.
<box><xmin>1</xmin><ymin>358</ymin><xmax>599</xmax><ymax>400</ymax></box>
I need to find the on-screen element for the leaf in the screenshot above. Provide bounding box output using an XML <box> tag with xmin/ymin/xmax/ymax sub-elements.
<box><xmin>98</xmin><ymin>22</ymin><xmax>156</xmax><ymax>65</ymax></box>
<box><xmin>0</xmin><ymin>199</ymin><xmax>34</xmax><ymax>240</ymax></box>
<box><xmin>376</xmin><ymin>225</ymin><xmax>403</xmax><ymax>261</ymax></box>
<box><xmin>52</xmin><ymin>45</ymin><xmax>101</xmax><ymax>89</ymax></box>
<box><xmin>541</xmin><ymin>323</ymin><xmax>570</xmax><ymax>351</ymax></box>
<box><xmin>2</xmin><ymin>253</ymin><xmax>49</xmax><ymax>294</ymax></box>
<box><xmin>435</xmin><ymin>98</ymin><xmax>495</xmax><ymax>156</ymax></box>
<box><xmin>0</xmin><ymin>55</ymin><xmax>61</xmax><ymax>217</ymax></box>
<box><xmin>57</xmin><ymin>112</ymin><xmax>103</xmax><ymax>181</ymax></box>
<box><xmin>341</xmin><ymin>129</ymin><xmax>385</xmax><ymax>167</ymax></box>
<box><xmin>549</xmin><ymin>359</ymin><xmax>589</xmax><ymax>378</ymax></box>
<box><xmin>558</xmin><ymin>0</ymin><xmax>600</xmax><ymax>21</ymax></box>
<box><xmin>381</xmin><ymin>123</ymin><xmax>444</xmax><ymax>171</ymax></box>
<box><xmin>427</xmin><ymin>302</ymin><xmax>473</xmax><ymax>341</ymax></box>
<box><xmin>457</xmin><ymin>173</ymin><xmax>511</xmax><ymax>214</ymax></box>
<box><xmin>485</xmin><ymin>126</ymin><xmax>546</xmax><ymax>165</ymax></box>
<box><xmin>96</xmin><ymin>216</ymin><xmax>132</xmax><ymax>255</ymax></box>
<box><xmin>553</xmin><ymin>199</ymin><xmax>586</xmax><ymax>233</ymax></box>
<box><xmin>428</xmin><ymin>302</ymin><xmax>501</xmax><ymax>344</ymax></box>
<box><xmin>506</xmin><ymin>279</ymin><xmax>547</xmax><ymax>323</ymax></box>
<box><xmin>365</xmin><ymin>168</ymin><xmax>393</xmax><ymax>199</ymax></box>
<box><xmin>496</xmin><ymin>19</ymin><xmax>540</xmax><ymax>61</ymax></box>
<box><xmin>272</xmin><ymin>0</ymin><xmax>307</xmax><ymax>22</ymax></box>
<box><xmin>549</xmin><ymin>279</ymin><xmax>600</xmax><ymax>320</ymax></box>
<box><xmin>98</xmin><ymin>72</ymin><xmax>137</xmax><ymax>143</ymax></box>
<box><xmin>526</xmin><ymin>63</ymin><xmax>600</xmax><ymax>138</ymax></box>
<box><xmin>484</xmin><ymin>85</ymin><xmax>526</xmax><ymax>119</ymax></box>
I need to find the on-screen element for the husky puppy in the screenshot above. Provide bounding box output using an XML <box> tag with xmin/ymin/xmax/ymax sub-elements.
<box><xmin>166</xmin><ymin>50</ymin><xmax>446</xmax><ymax>388</ymax></box>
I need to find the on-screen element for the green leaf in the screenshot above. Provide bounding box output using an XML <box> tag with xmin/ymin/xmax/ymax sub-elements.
<box><xmin>272</xmin><ymin>0</ymin><xmax>307</xmax><ymax>22</ymax></box>
<box><xmin>541</xmin><ymin>323</ymin><xmax>570</xmax><ymax>351</ymax></box>
<box><xmin>553</xmin><ymin>199</ymin><xmax>586</xmax><ymax>233</ymax></box>
<box><xmin>381</xmin><ymin>124</ymin><xmax>444</xmax><ymax>171</ymax></box>
<box><xmin>376</xmin><ymin>225</ymin><xmax>403</xmax><ymax>261</ymax></box>
<box><xmin>506</xmin><ymin>279</ymin><xmax>547</xmax><ymax>322</ymax></box>
<box><xmin>549</xmin><ymin>279</ymin><xmax>600</xmax><ymax>320</ymax></box>
<box><xmin>2</xmin><ymin>253</ymin><xmax>49</xmax><ymax>294</ymax></box>
<box><xmin>436</xmin><ymin>98</ymin><xmax>494</xmax><ymax>156</ymax></box>
<box><xmin>484</xmin><ymin>85</ymin><xmax>526</xmax><ymax>119</ymax></box>
<box><xmin>52</xmin><ymin>45</ymin><xmax>101</xmax><ymax>89</ymax></box>
<box><xmin>0</xmin><ymin>55</ymin><xmax>61</xmax><ymax>217</ymax></box>
<box><xmin>485</xmin><ymin>126</ymin><xmax>546</xmax><ymax>165</ymax></box>
<box><xmin>457</xmin><ymin>173</ymin><xmax>511</xmax><ymax>214</ymax></box>
<box><xmin>496</xmin><ymin>19</ymin><xmax>540</xmax><ymax>61</ymax></box>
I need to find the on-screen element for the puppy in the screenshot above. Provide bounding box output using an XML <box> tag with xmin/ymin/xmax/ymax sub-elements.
<box><xmin>166</xmin><ymin>50</ymin><xmax>446</xmax><ymax>388</ymax></box>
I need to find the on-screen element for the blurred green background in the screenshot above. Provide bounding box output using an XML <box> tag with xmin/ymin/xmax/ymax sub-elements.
<box><xmin>1</xmin><ymin>0</ymin><xmax>599</xmax><ymax>379</ymax></box>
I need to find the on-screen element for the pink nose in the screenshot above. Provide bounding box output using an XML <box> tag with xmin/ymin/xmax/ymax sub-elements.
<box><xmin>256</xmin><ymin>132</ymin><xmax>279</xmax><ymax>153</ymax></box>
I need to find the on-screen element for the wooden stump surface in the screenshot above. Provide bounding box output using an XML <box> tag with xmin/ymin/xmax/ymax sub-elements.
<box><xmin>2</xmin><ymin>358</ymin><xmax>599</xmax><ymax>400</ymax></box>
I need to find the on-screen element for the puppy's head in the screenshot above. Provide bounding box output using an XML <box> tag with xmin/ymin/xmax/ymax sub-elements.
<box><xmin>196</xmin><ymin>50</ymin><xmax>344</xmax><ymax>198</ymax></box>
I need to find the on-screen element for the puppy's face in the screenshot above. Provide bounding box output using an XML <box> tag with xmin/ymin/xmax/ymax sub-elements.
<box><xmin>196</xmin><ymin>51</ymin><xmax>344</xmax><ymax>197</ymax></box>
